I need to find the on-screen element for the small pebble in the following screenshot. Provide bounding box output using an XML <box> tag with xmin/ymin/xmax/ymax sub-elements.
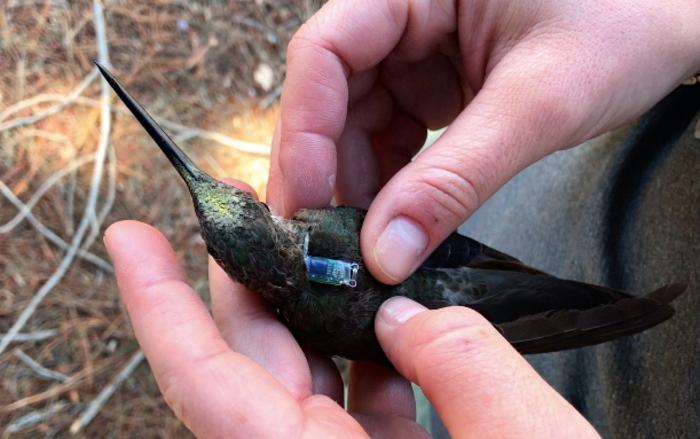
<box><xmin>254</xmin><ymin>63</ymin><xmax>275</xmax><ymax>92</ymax></box>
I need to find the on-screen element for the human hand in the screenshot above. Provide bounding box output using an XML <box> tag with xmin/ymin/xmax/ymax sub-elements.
<box><xmin>104</xmin><ymin>181</ymin><xmax>425</xmax><ymax>438</ymax></box>
<box><xmin>268</xmin><ymin>0</ymin><xmax>700</xmax><ymax>284</ymax></box>
<box><xmin>105</xmin><ymin>180</ymin><xmax>599</xmax><ymax>438</ymax></box>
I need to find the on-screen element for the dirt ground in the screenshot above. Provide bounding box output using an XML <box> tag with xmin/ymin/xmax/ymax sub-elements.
<box><xmin>0</xmin><ymin>1</ymin><xmax>322</xmax><ymax>436</ymax></box>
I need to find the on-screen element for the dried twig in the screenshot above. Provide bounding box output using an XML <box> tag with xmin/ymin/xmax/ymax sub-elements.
<box><xmin>97</xmin><ymin>143</ymin><xmax>117</xmax><ymax>224</ymax></box>
<box><xmin>3</xmin><ymin>401</ymin><xmax>68</xmax><ymax>435</ymax></box>
<box><xmin>168</xmin><ymin>120</ymin><xmax>271</xmax><ymax>155</ymax></box>
<box><xmin>203</xmin><ymin>153</ymin><xmax>228</xmax><ymax>177</ymax></box>
<box><xmin>14</xmin><ymin>348</ymin><xmax>70</xmax><ymax>383</ymax></box>
<box><xmin>0</xmin><ymin>153</ymin><xmax>95</xmax><ymax>233</ymax></box>
<box><xmin>69</xmin><ymin>350</ymin><xmax>145</xmax><ymax>434</ymax></box>
<box><xmin>2</xmin><ymin>94</ymin><xmax>271</xmax><ymax>155</ymax></box>
<box><xmin>0</xmin><ymin>69</ymin><xmax>99</xmax><ymax>130</ymax></box>
<box><xmin>63</xmin><ymin>13</ymin><xmax>93</xmax><ymax>48</ymax></box>
<box><xmin>0</xmin><ymin>0</ymin><xmax>113</xmax><ymax>355</ymax></box>
<box><xmin>1</xmin><ymin>356</ymin><xmax>119</xmax><ymax>413</ymax></box>
<box><xmin>0</xmin><ymin>329</ymin><xmax>57</xmax><ymax>343</ymax></box>
<box><xmin>0</xmin><ymin>179</ymin><xmax>113</xmax><ymax>272</ymax></box>
<box><xmin>230</xmin><ymin>15</ymin><xmax>279</xmax><ymax>44</ymax></box>
<box><xmin>10</xmin><ymin>128</ymin><xmax>75</xmax><ymax>149</ymax></box>
<box><xmin>82</xmin><ymin>143</ymin><xmax>117</xmax><ymax>251</ymax></box>
<box><xmin>259</xmin><ymin>84</ymin><xmax>282</xmax><ymax>109</ymax></box>
<box><xmin>0</xmin><ymin>132</ymin><xmax>113</xmax><ymax>261</ymax></box>
<box><xmin>0</xmin><ymin>93</ymin><xmax>86</xmax><ymax>122</ymax></box>
<box><xmin>65</xmin><ymin>164</ymin><xmax>78</xmax><ymax>234</ymax></box>
<box><xmin>6</xmin><ymin>0</ymin><xmax>69</xmax><ymax>7</ymax></box>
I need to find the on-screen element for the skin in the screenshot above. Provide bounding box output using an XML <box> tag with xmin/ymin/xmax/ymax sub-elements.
<box><xmin>107</xmin><ymin>0</ymin><xmax>700</xmax><ymax>436</ymax></box>
<box><xmin>267</xmin><ymin>0</ymin><xmax>700</xmax><ymax>284</ymax></box>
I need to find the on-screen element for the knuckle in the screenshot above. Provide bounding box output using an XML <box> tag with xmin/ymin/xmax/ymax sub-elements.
<box><xmin>287</xmin><ymin>22</ymin><xmax>317</xmax><ymax>56</ymax></box>
<box><xmin>157</xmin><ymin>367</ymin><xmax>190</xmax><ymax>423</ymax></box>
<box><xmin>526</xmin><ymin>89</ymin><xmax>577</xmax><ymax>139</ymax></box>
<box><xmin>155</xmin><ymin>347</ymin><xmax>230</xmax><ymax>427</ymax></box>
<box><xmin>286</xmin><ymin>32</ymin><xmax>339</xmax><ymax>81</ymax></box>
<box><xmin>384</xmin><ymin>0</ymin><xmax>408</xmax><ymax>28</ymax></box>
<box><xmin>433</xmin><ymin>0</ymin><xmax>455</xmax><ymax>20</ymax></box>
<box><xmin>287</xmin><ymin>22</ymin><xmax>340</xmax><ymax>72</ymax></box>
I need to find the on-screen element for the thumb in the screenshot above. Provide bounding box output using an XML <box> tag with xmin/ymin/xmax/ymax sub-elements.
<box><xmin>375</xmin><ymin>297</ymin><xmax>600</xmax><ymax>438</ymax></box>
<box><xmin>360</xmin><ymin>55</ymin><xmax>586</xmax><ymax>284</ymax></box>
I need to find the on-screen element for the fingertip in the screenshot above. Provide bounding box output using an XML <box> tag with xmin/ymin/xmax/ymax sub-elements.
<box><xmin>219</xmin><ymin>177</ymin><xmax>259</xmax><ymax>200</ymax></box>
<box><xmin>277</xmin><ymin>132</ymin><xmax>338</xmax><ymax>213</ymax></box>
<box><xmin>104</xmin><ymin>220</ymin><xmax>176</xmax><ymax>272</ymax></box>
<box><xmin>347</xmin><ymin>360</ymin><xmax>416</xmax><ymax>421</ymax></box>
<box><xmin>376</xmin><ymin>297</ymin><xmax>428</xmax><ymax>329</ymax></box>
<box><xmin>361</xmin><ymin>87</ymin><xmax>548</xmax><ymax>284</ymax></box>
<box><xmin>375</xmin><ymin>304</ymin><xmax>504</xmax><ymax>383</ymax></box>
<box><xmin>104</xmin><ymin>220</ymin><xmax>185</xmax><ymax>298</ymax></box>
<box><xmin>374</xmin><ymin>297</ymin><xmax>428</xmax><ymax>380</ymax></box>
<box><xmin>102</xmin><ymin>220</ymin><xmax>121</xmax><ymax>244</ymax></box>
<box><xmin>369</xmin><ymin>216</ymin><xmax>429</xmax><ymax>284</ymax></box>
<box><xmin>374</xmin><ymin>304</ymin><xmax>596</xmax><ymax>436</ymax></box>
<box><xmin>305</xmin><ymin>352</ymin><xmax>343</xmax><ymax>404</ymax></box>
<box><xmin>267</xmin><ymin>117</ymin><xmax>286</xmax><ymax>214</ymax></box>
<box><xmin>104</xmin><ymin>219</ymin><xmax>162</xmax><ymax>250</ymax></box>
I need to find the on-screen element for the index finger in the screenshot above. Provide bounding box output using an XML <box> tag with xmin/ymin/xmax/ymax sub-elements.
<box><xmin>268</xmin><ymin>0</ymin><xmax>409</xmax><ymax>215</ymax></box>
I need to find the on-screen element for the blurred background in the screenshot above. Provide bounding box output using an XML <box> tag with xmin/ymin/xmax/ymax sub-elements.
<box><xmin>0</xmin><ymin>0</ymin><xmax>325</xmax><ymax>436</ymax></box>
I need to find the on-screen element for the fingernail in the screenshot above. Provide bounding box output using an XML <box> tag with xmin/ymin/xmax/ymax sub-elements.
<box><xmin>374</xmin><ymin>216</ymin><xmax>428</xmax><ymax>281</ymax></box>
<box><xmin>378</xmin><ymin>297</ymin><xmax>427</xmax><ymax>327</ymax></box>
<box><xmin>102</xmin><ymin>224</ymin><xmax>116</xmax><ymax>250</ymax></box>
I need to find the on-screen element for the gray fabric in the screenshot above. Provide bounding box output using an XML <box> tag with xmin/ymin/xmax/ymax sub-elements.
<box><xmin>429</xmin><ymin>93</ymin><xmax>699</xmax><ymax>437</ymax></box>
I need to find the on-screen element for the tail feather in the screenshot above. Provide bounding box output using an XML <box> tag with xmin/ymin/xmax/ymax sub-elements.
<box><xmin>499</xmin><ymin>284</ymin><xmax>684</xmax><ymax>354</ymax></box>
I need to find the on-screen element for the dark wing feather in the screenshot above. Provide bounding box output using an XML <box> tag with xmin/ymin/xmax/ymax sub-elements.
<box><xmin>291</xmin><ymin>207</ymin><xmax>365</xmax><ymax>261</ymax></box>
<box><xmin>437</xmin><ymin>267</ymin><xmax>685</xmax><ymax>353</ymax></box>
<box><xmin>496</xmin><ymin>283</ymin><xmax>685</xmax><ymax>354</ymax></box>
<box><xmin>422</xmin><ymin>232</ymin><xmax>546</xmax><ymax>274</ymax></box>
<box><xmin>296</xmin><ymin>207</ymin><xmax>544</xmax><ymax>274</ymax></box>
<box><xmin>292</xmin><ymin>206</ymin><xmax>685</xmax><ymax>357</ymax></box>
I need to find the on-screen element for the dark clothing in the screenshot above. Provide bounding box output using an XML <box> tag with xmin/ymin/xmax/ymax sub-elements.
<box><xmin>431</xmin><ymin>84</ymin><xmax>700</xmax><ymax>438</ymax></box>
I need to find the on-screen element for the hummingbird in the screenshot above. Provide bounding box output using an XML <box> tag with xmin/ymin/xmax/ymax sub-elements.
<box><xmin>96</xmin><ymin>62</ymin><xmax>685</xmax><ymax>364</ymax></box>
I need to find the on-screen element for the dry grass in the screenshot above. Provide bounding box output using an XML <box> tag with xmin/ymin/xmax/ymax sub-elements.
<box><xmin>0</xmin><ymin>1</ymin><xmax>322</xmax><ymax>436</ymax></box>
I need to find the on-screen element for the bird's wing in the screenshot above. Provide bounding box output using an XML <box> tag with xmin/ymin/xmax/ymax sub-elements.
<box><xmin>421</xmin><ymin>232</ymin><xmax>547</xmax><ymax>274</ymax></box>
<box><xmin>292</xmin><ymin>207</ymin><xmax>365</xmax><ymax>260</ymax></box>
<box><xmin>496</xmin><ymin>283</ymin><xmax>685</xmax><ymax>354</ymax></box>
<box><xmin>432</xmin><ymin>267</ymin><xmax>686</xmax><ymax>354</ymax></box>
<box><xmin>294</xmin><ymin>207</ymin><xmax>546</xmax><ymax>273</ymax></box>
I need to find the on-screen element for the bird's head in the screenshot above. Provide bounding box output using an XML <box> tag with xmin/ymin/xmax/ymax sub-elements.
<box><xmin>189</xmin><ymin>177</ymin><xmax>305</xmax><ymax>298</ymax></box>
<box><xmin>96</xmin><ymin>62</ymin><xmax>307</xmax><ymax>303</ymax></box>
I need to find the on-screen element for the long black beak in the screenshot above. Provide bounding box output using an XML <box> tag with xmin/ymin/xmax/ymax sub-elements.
<box><xmin>94</xmin><ymin>61</ymin><xmax>203</xmax><ymax>184</ymax></box>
